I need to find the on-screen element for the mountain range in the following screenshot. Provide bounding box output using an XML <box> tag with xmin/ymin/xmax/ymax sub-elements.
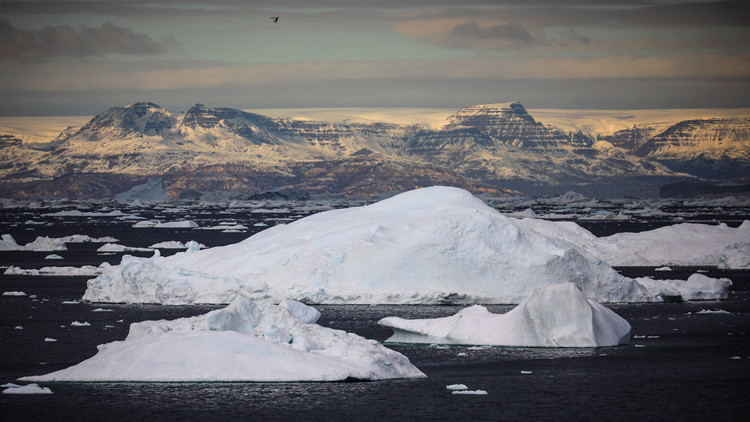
<box><xmin>0</xmin><ymin>102</ymin><xmax>747</xmax><ymax>199</ymax></box>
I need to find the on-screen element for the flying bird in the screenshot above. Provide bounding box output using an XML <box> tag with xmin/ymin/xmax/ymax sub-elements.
<box><xmin>270</xmin><ymin>16</ymin><xmax>279</xmax><ymax>23</ymax></box>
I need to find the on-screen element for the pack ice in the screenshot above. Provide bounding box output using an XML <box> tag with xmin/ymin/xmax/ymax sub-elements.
<box><xmin>379</xmin><ymin>283</ymin><xmax>631</xmax><ymax>347</ymax></box>
<box><xmin>83</xmin><ymin>186</ymin><xmax>730</xmax><ymax>305</ymax></box>
<box><xmin>20</xmin><ymin>296</ymin><xmax>424</xmax><ymax>382</ymax></box>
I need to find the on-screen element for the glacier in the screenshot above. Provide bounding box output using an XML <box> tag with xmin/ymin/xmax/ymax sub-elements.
<box><xmin>19</xmin><ymin>296</ymin><xmax>425</xmax><ymax>382</ymax></box>
<box><xmin>378</xmin><ymin>283</ymin><xmax>631</xmax><ymax>347</ymax></box>
<box><xmin>83</xmin><ymin>186</ymin><xmax>731</xmax><ymax>305</ymax></box>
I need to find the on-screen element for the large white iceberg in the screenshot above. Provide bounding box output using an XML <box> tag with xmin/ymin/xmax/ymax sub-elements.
<box><xmin>20</xmin><ymin>297</ymin><xmax>424</xmax><ymax>382</ymax></box>
<box><xmin>84</xmin><ymin>187</ymin><xmax>653</xmax><ymax>305</ymax></box>
<box><xmin>83</xmin><ymin>186</ymin><xmax>731</xmax><ymax>305</ymax></box>
<box><xmin>379</xmin><ymin>283</ymin><xmax>631</xmax><ymax>347</ymax></box>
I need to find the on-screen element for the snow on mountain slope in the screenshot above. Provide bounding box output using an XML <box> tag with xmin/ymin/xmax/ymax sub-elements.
<box><xmin>1</xmin><ymin>102</ymin><xmax>747</xmax><ymax>198</ymax></box>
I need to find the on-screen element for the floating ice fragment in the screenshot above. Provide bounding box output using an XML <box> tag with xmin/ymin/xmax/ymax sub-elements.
<box><xmin>70</xmin><ymin>321</ymin><xmax>91</xmax><ymax>327</ymax></box>
<box><xmin>380</xmin><ymin>283</ymin><xmax>631</xmax><ymax>347</ymax></box>
<box><xmin>44</xmin><ymin>338</ymin><xmax>57</xmax><ymax>342</ymax></box>
<box><xmin>44</xmin><ymin>254</ymin><xmax>64</xmax><ymax>260</ymax></box>
<box><xmin>452</xmin><ymin>390</ymin><xmax>488</xmax><ymax>395</ymax></box>
<box><xmin>521</xmin><ymin>371</ymin><xmax>532</xmax><ymax>374</ymax></box>
<box><xmin>2</xmin><ymin>383</ymin><xmax>52</xmax><ymax>394</ymax></box>
<box><xmin>2</xmin><ymin>291</ymin><xmax>27</xmax><ymax>296</ymax></box>
<box><xmin>446</xmin><ymin>384</ymin><xmax>468</xmax><ymax>391</ymax></box>
<box><xmin>20</xmin><ymin>296</ymin><xmax>424</xmax><ymax>382</ymax></box>
<box><xmin>696</xmin><ymin>309</ymin><xmax>731</xmax><ymax>314</ymax></box>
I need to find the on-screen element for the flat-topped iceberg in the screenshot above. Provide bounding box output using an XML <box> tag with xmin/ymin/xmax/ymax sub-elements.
<box><xmin>20</xmin><ymin>297</ymin><xmax>424</xmax><ymax>382</ymax></box>
<box><xmin>379</xmin><ymin>283</ymin><xmax>631</xmax><ymax>347</ymax></box>
<box><xmin>83</xmin><ymin>186</ymin><xmax>730</xmax><ymax>305</ymax></box>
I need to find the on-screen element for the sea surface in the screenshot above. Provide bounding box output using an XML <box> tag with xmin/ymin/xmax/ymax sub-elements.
<box><xmin>1</xmin><ymin>202</ymin><xmax>749</xmax><ymax>421</ymax></box>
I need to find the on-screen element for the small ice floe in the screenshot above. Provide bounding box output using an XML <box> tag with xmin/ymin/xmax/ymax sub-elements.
<box><xmin>44</xmin><ymin>254</ymin><xmax>64</xmax><ymax>260</ymax></box>
<box><xmin>61</xmin><ymin>300</ymin><xmax>80</xmax><ymax>305</ymax></box>
<box><xmin>154</xmin><ymin>220</ymin><xmax>199</xmax><ymax>229</ymax></box>
<box><xmin>70</xmin><ymin>321</ymin><xmax>91</xmax><ymax>327</ymax></box>
<box><xmin>452</xmin><ymin>390</ymin><xmax>488</xmax><ymax>395</ymax></box>
<box><xmin>521</xmin><ymin>371</ymin><xmax>533</xmax><ymax>374</ymax></box>
<box><xmin>97</xmin><ymin>243</ymin><xmax>151</xmax><ymax>253</ymax></box>
<box><xmin>654</xmin><ymin>266</ymin><xmax>672</xmax><ymax>272</ymax></box>
<box><xmin>2</xmin><ymin>383</ymin><xmax>52</xmax><ymax>395</ymax></box>
<box><xmin>447</xmin><ymin>384</ymin><xmax>468</xmax><ymax>391</ymax></box>
<box><xmin>2</xmin><ymin>291</ymin><xmax>27</xmax><ymax>296</ymax></box>
<box><xmin>634</xmin><ymin>344</ymin><xmax>646</xmax><ymax>348</ymax></box>
<box><xmin>253</xmin><ymin>222</ymin><xmax>269</xmax><ymax>227</ymax></box>
<box><xmin>729</xmin><ymin>356</ymin><xmax>742</xmax><ymax>360</ymax></box>
<box><xmin>92</xmin><ymin>308</ymin><xmax>113</xmax><ymax>312</ymax></box>
<box><xmin>696</xmin><ymin>309</ymin><xmax>731</xmax><ymax>315</ymax></box>
<box><xmin>4</xmin><ymin>266</ymin><xmax>101</xmax><ymax>276</ymax></box>
<box><xmin>457</xmin><ymin>352</ymin><xmax>467</xmax><ymax>357</ymax></box>
<box><xmin>44</xmin><ymin>338</ymin><xmax>57</xmax><ymax>342</ymax></box>
<box><xmin>14</xmin><ymin>326</ymin><xmax>23</xmax><ymax>330</ymax></box>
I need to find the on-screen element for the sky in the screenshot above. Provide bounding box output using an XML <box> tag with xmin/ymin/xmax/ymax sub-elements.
<box><xmin>0</xmin><ymin>0</ymin><xmax>748</xmax><ymax>115</ymax></box>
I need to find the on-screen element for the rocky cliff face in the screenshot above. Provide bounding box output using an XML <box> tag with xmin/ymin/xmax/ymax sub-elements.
<box><xmin>0</xmin><ymin>102</ymin><xmax>747</xmax><ymax>199</ymax></box>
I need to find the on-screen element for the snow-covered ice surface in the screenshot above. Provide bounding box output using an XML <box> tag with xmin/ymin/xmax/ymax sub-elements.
<box><xmin>84</xmin><ymin>186</ymin><xmax>731</xmax><ymax>305</ymax></box>
<box><xmin>513</xmin><ymin>219</ymin><xmax>750</xmax><ymax>268</ymax></box>
<box><xmin>379</xmin><ymin>283</ymin><xmax>631</xmax><ymax>347</ymax></box>
<box><xmin>20</xmin><ymin>296</ymin><xmax>425</xmax><ymax>382</ymax></box>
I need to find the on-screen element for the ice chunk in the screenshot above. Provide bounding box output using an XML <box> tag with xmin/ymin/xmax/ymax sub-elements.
<box><xmin>2</xmin><ymin>383</ymin><xmax>52</xmax><ymax>395</ymax></box>
<box><xmin>20</xmin><ymin>296</ymin><xmax>425</xmax><ymax>382</ymax></box>
<box><xmin>379</xmin><ymin>283</ymin><xmax>631</xmax><ymax>347</ymax></box>
<box><xmin>114</xmin><ymin>177</ymin><xmax>170</xmax><ymax>203</ymax></box>
<box><xmin>446</xmin><ymin>384</ymin><xmax>468</xmax><ymax>391</ymax></box>
<box><xmin>2</xmin><ymin>291</ymin><xmax>27</xmax><ymax>296</ymax></box>
<box><xmin>635</xmin><ymin>273</ymin><xmax>732</xmax><ymax>301</ymax></box>
<box><xmin>154</xmin><ymin>221</ymin><xmax>199</xmax><ymax>228</ymax></box>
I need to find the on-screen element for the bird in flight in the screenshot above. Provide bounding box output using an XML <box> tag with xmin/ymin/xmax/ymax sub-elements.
<box><xmin>270</xmin><ymin>16</ymin><xmax>279</xmax><ymax>23</ymax></box>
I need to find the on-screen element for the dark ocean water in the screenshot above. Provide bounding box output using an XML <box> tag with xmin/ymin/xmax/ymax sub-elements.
<box><xmin>1</xmin><ymin>205</ymin><xmax>749</xmax><ymax>421</ymax></box>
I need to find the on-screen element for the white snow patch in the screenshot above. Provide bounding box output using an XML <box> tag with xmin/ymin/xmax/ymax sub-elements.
<box><xmin>20</xmin><ymin>296</ymin><xmax>424</xmax><ymax>382</ymax></box>
<box><xmin>379</xmin><ymin>283</ymin><xmax>631</xmax><ymax>347</ymax></box>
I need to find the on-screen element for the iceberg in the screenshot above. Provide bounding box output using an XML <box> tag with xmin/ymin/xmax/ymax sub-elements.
<box><xmin>85</xmin><ymin>187</ymin><xmax>654</xmax><ymax>305</ymax></box>
<box><xmin>114</xmin><ymin>177</ymin><xmax>170</xmax><ymax>203</ymax></box>
<box><xmin>20</xmin><ymin>296</ymin><xmax>425</xmax><ymax>382</ymax></box>
<box><xmin>514</xmin><ymin>219</ymin><xmax>750</xmax><ymax>268</ymax></box>
<box><xmin>378</xmin><ymin>283</ymin><xmax>631</xmax><ymax>347</ymax></box>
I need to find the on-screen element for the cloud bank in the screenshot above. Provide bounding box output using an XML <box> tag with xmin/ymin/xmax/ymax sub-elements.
<box><xmin>0</xmin><ymin>21</ymin><xmax>179</xmax><ymax>62</ymax></box>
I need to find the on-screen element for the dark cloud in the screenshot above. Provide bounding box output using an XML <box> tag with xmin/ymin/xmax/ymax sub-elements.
<box><xmin>0</xmin><ymin>21</ymin><xmax>178</xmax><ymax>62</ymax></box>
<box><xmin>451</xmin><ymin>22</ymin><xmax>532</xmax><ymax>45</ymax></box>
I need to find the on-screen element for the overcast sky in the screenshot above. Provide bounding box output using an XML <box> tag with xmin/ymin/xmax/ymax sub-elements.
<box><xmin>1</xmin><ymin>0</ymin><xmax>748</xmax><ymax>115</ymax></box>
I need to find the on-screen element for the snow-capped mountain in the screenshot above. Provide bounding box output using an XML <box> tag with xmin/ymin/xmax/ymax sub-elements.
<box><xmin>0</xmin><ymin>102</ymin><xmax>747</xmax><ymax>199</ymax></box>
<box><xmin>602</xmin><ymin>117</ymin><xmax>750</xmax><ymax>179</ymax></box>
